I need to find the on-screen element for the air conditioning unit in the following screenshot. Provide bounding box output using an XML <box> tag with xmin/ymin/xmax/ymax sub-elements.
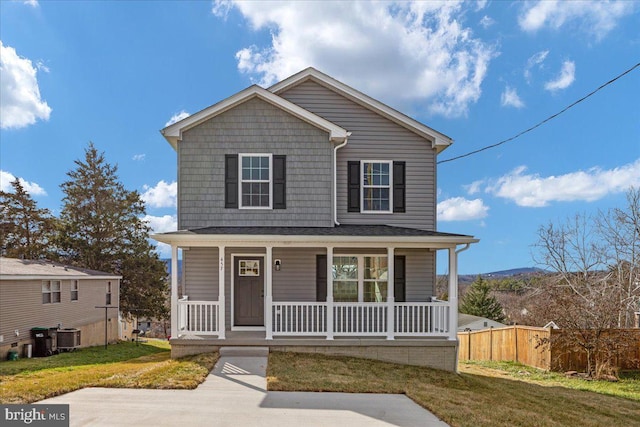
<box><xmin>57</xmin><ymin>329</ymin><xmax>81</xmax><ymax>351</ymax></box>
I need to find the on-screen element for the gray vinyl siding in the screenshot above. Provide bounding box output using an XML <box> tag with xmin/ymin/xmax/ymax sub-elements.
<box><xmin>398</xmin><ymin>249</ymin><xmax>435</xmax><ymax>300</ymax></box>
<box><xmin>183</xmin><ymin>248</ymin><xmax>219</xmax><ymax>300</ymax></box>
<box><xmin>272</xmin><ymin>248</ymin><xmax>323</xmax><ymax>302</ymax></box>
<box><xmin>279</xmin><ymin>80</ymin><xmax>437</xmax><ymax>230</ymax></box>
<box><xmin>0</xmin><ymin>278</ymin><xmax>120</xmax><ymax>347</ymax></box>
<box><xmin>178</xmin><ymin>97</ymin><xmax>334</xmax><ymax>230</ymax></box>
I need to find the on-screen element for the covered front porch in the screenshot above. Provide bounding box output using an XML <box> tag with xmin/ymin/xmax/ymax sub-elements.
<box><xmin>154</xmin><ymin>226</ymin><xmax>477</xmax><ymax>345</ymax></box>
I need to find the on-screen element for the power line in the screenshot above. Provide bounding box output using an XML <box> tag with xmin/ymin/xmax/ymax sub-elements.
<box><xmin>438</xmin><ymin>62</ymin><xmax>640</xmax><ymax>165</ymax></box>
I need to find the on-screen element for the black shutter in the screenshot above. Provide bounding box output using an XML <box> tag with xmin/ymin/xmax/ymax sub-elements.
<box><xmin>347</xmin><ymin>161</ymin><xmax>360</xmax><ymax>212</ymax></box>
<box><xmin>316</xmin><ymin>255</ymin><xmax>327</xmax><ymax>301</ymax></box>
<box><xmin>225</xmin><ymin>154</ymin><xmax>238</xmax><ymax>208</ymax></box>
<box><xmin>394</xmin><ymin>255</ymin><xmax>406</xmax><ymax>302</ymax></box>
<box><xmin>273</xmin><ymin>155</ymin><xmax>286</xmax><ymax>209</ymax></box>
<box><xmin>393</xmin><ymin>161</ymin><xmax>406</xmax><ymax>213</ymax></box>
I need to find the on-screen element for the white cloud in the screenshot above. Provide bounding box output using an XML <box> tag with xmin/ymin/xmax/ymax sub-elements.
<box><xmin>0</xmin><ymin>170</ymin><xmax>47</xmax><ymax>195</ymax></box>
<box><xmin>479</xmin><ymin>15</ymin><xmax>495</xmax><ymax>29</ymax></box>
<box><xmin>143</xmin><ymin>214</ymin><xmax>177</xmax><ymax>233</ymax></box>
<box><xmin>518</xmin><ymin>0</ymin><xmax>635</xmax><ymax>40</ymax></box>
<box><xmin>544</xmin><ymin>60</ymin><xmax>575</xmax><ymax>92</ymax></box>
<box><xmin>500</xmin><ymin>86</ymin><xmax>525</xmax><ymax>109</ymax></box>
<box><xmin>437</xmin><ymin>197</ymin><xmax>489</xmax><ymax>221</ymax></box>
<box><xmin>476</xmin><ymin>0</ymin><xmax>488</xmax><ymax>11</ymax></box>
<box><xmin>0</xmin><ymin>41</ymin><xmax>52</xmax><ymax>130</ymax></box>
<box><xmin>141</xmin><ymin>180</ymin><xmax>177</xmax><ymax>208</ymax></box>
<box><xmin>485</xmin><ymin>160</ymin><xmax>640</xmax><ymax>207</ymax></box>
<box><xmin>164</xmin><ymin>110</ymin><xmax>190</xmax><ymax>127</ymax></box>
<box><xmin>524</xmin><ymin>50</ymin><xmax>549</xmax><ymax>83</ymax></box>
<box><xmin>23</xmin><ymin>0</ymin><xmax>38</xmax><ymax>7</ymax></box>
<box><xmin>465</xmin><ymin>180</ymin><xmax>484</xmax><ymax>195</ymax></box>
<box><xmin>144</xmin><ymin>214</ymin><xmax>177</xmax><ymax>258</ymax></box>
<box><xmin>217</xmin><ymin>1</ymin><xmax>496</xmax><ymax>118</ymax></box>
<box><xmin>132</xmin><ymin>154</ymin><xmax>146</xmax><ymax>161</ymax></box>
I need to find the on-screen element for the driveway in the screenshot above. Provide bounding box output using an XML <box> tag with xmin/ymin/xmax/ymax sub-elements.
<box><xmin>40</xmin><ymin>352</ymin><xmax>449</xmax><ymax>427</ymax></box>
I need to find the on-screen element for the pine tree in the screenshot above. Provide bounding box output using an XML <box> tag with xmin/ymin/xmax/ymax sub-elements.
<box><xmin>57</xmin><ymin>143</ymin><xmax>169</xmax><ymax>319</ymax></box>
<box><xmin>0</xmin><ymin>179</ymin><xmax>56</xmax><ymax>259</ymax></box>
<box><xmin>459</xmin><ymin>275</ymin><xmax>506</xmax><ymax>323</ymax></box>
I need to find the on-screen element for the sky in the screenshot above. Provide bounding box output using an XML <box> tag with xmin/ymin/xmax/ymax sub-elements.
<box><xmin>1</xmin><ymin>0</ymin><xmax>639</xmax><ymax>274</ymax></box>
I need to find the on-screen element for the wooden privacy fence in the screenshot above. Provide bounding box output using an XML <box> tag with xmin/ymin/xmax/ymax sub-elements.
<box><xmin>458</xmin><ymin>326</ymin><xmax>640</xmax><ymax>371</ymax></box>
<box><xmin>458</xmin><ymin>326</ymin><xmax>551</xmax><ymax>369</ymax></box>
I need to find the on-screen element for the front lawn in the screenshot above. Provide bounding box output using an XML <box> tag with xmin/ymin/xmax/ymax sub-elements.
<box><xmin>0</xmin><ymin>340</ymin><xmax>217</xmax><ymax>403</ymax></box>
<box><xmin>267</xmin><ymin>352</ymin><xmax>640</xmax><ymax>427</ymax></box>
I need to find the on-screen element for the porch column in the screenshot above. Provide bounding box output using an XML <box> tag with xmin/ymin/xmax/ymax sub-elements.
<box><xmin>170</xmin><ymin>244</ymin><xmax>178</xmax><ymax>339</ymax></box>
<box><xmin>326</xmin><ymin>246</ymin><xmax>334</xmax><ymax>340</ymax></box>
<box><xmin>386</xmin><ymin>247</ymin><xmax>395</xmax><ymax>340</ymax></box>
<box><xmin>448</xmin><ymin>247</ymin><xmax>458</xmax><ymax>341</ymax></box>
<box><xmin>265</xmin><ymin>246</ymin><xmax>273</xmax><ymax>340</ymax></box>
<box><xmin>218</xmin><ymin>246</ymin><xmax>226</xmax><ymax>339</ymax></box>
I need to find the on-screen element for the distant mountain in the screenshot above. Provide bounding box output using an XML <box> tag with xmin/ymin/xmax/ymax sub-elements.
<box><xmin>482</xmin><ymin>267</ymin><xmax>546</xmax><ymax>277</ymax></box>
<box><xmin>161</xmin><ymin>259</ymin><xmax>183</xmax><ymax>277</ymax></box>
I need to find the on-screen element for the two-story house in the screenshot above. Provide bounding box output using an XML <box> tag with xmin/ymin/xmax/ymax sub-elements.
<box><xmin>153</xmin><ymin>68</ymin><xmax>477</xmax><ymax>372</ymax></box>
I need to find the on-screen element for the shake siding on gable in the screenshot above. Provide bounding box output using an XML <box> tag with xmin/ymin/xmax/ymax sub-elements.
<box><xmin>278</xmin><ymin>80</ymin><xmax>437</xmax><ymax>230</ymax></box>
<box><xmin>178</xmin><ymin>97</ymin><xmax>334</xmax><ymax>230</ymax></box>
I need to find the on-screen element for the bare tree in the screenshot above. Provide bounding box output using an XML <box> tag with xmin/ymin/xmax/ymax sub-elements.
<box><xmin>531</xmin><ymin>190</ymin><xmax>640</xmax><ymax>377</ymax></box>
<box><xmin>597</xmin><ymin>187</ymin><xmax>640</xmax><ymax>327</ymax></box>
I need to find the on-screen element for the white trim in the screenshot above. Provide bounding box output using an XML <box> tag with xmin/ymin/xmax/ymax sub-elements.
<box><xmin>230</xmin><ymin>254</ymin><xmax>266</xmax><ymax>329</ymax></box>
<box><xmin>161</xmin><ymin>85</ymin><xmax>348</xmax><ymax>149</ymax></box>
<box><xmin>1</xmin><ymin>275</ymin><xmax>121</xmax><ymax>281</ymax></box>
<box><xmin>269</xmin><ymin>67</ymin><xmax>453</xmax><ymax>152</ymax></box>
<box><xmin>238</xmin><ymin>153</ymin><xmax>273</xmax><ymax>210</ymax></box>
<box><xmin>360</xmin><ymin>160</ymin><xmax>393</xmax><ymax>214</ymax></box>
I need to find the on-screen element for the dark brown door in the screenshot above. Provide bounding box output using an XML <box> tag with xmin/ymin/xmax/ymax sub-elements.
<box><xmin>234</xmin><ymin>257</ymin><xmax>264</xmax><ymax>326</ymax></box>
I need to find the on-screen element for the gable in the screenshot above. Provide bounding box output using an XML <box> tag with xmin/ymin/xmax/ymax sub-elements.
<box><xmin>161</xmin><ymin>85</ymin><xmax>348</xmax><ymax>150</ymax></box>
<box><xmin>270</xmin><ymin>68</ymin><xmax>452</xmax><ymax>152</ymax></box>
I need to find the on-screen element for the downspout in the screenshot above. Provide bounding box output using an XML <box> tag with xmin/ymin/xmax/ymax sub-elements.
<box><xmin>333</xmin><ymin>132</ymin><xmax>351</xmax><ymax>225</ymax></box>
<box><xmin>456</xmin><ymin>243</ymin><xmax>471</xmax><ymax>255</ymax></box>
<box><xmin>452</xmin><ymin>242</ymin><xmax>471</xmax><ymax>373</ymax></box>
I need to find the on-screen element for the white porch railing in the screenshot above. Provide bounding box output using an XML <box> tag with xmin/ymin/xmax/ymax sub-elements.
<box><xmin>177</xmin><ymin>299</ymin><xmax>450</xmax><ymax>338</ymax></box>
<box><xmin>177</xmin><ymin>298</ymin><xmax>220</xmax><ymax>336</ymax></box>
<box><xmin>271</xmin><ymin>302</ymin><xmax>450</xmax><ymax>338</ymax></box>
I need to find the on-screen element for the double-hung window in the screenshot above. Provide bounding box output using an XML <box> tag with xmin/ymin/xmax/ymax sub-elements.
<box><xmin>240</xmin><ymin>154</ymin><xmax>271</xmax><ymax>209</ymax></box>
<box><xmin>42</xmin><ymin>280</ymin><xmax>61</xmax><ymax>304</ymax></box>
<box><xmin>71</xmin><ymin>280</ymin><xmax>79</xmax><ymax>301</ymax></box>
<box><xmin>332</xmin><ymin>255</ymin><xmax>388</xmax><ymax>302</ymax></box>
<box><xmin>362</xmin><ymin>161</ymin><xmax>392</xmax><ymax>213</ymax></box>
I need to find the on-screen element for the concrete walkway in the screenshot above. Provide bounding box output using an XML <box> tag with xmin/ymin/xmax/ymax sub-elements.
<box><xmin>39</xmin><ymin>348</ymin><xmax>449</xmax><ymax>427</ymax></box>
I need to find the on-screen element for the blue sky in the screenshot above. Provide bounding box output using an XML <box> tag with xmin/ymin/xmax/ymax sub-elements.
<box><xmin>1</xmin><ymin>1</ymin><xmax>639</xmax><ymax>274</ymax></box>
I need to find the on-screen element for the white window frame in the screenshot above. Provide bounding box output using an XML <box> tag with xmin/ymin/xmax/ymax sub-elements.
<box><xmin>360</xmin><ymin>160</ymin><xmax>393</xmax><ymax>214</ymax></box>
<box><xmin>42</xmin><ymin>280</ymin><xmax>61</xmax><ymax>304</ymax></box>
<box><xmin>332</xmin><ymin>255</ymin><xmax>388</xmax><ymax>303</ymax></box>
<box><xmin>106</xmin><ymin>281</ymin><xmax>112</xmax><ymax>305</ymax></box>
<box><xmin>71</xmin><ymin>280</ymin><xmax>79</xmax><ymax>301</ymax></box>
<box><xmin>239</xmin><ymin>153</ymin><xmax>273</xmax><ymax>209</ymax></box>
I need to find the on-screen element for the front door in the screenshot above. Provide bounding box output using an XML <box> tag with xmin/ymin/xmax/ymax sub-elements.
<box><xmin>234</xmin><ymin>257</ymin><xmax>264</xmax><ymax>326</ymax></box>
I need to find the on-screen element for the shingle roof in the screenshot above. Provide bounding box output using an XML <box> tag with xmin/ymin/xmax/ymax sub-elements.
<box><xmin>177</xmin><ymin>224</ymin><xmax>471</xmax><ymax>238</ymax></box>
<box><xmin>0</xmin><ymin>258</ymin><xmax>121</xmax><ymax>279</ymax></box>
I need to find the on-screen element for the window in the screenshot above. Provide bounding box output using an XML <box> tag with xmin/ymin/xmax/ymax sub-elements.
<box><xmin>332</xmin><ymin>256</ymin><xmax>388</xmax><ymax>302</ymax></box>
<box><xmin>106</xmin><ymin>282</ymin><xmax>112</xmax><ymax>305</ymax></box>
<box><xmin>240</xmin><ymin>154</ymin><xmax>271</xmax><ymax>208</ymax></box>
<box><xmin>333</xmin><ymin>256</ymin><xmax>358</xmax><ymax>302</ymax></box>
<box><xmin>239</xmin><ymin>260</ymin><xmax>260</xmax><ymax>276</ymax></box>
<box><xmin>71</xmin><ymin>280</ymin><xmax>79</xmax><ymax>301</ymax></box>
<box><xmin>42</xmin><ymin>280</ymin><xmax>61</xmax><ymax>304</ymax></box>
<box><xmin>348</xmin><ymin>161</ymin><xmax>405</xmax><ymax>213</ymax></box>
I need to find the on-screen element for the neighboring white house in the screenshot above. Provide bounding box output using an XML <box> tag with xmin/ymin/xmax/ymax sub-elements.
<box><xmin>458</xmin><ymin>313</ymin><xmax>506</xmax><ymax>332</ymax></box>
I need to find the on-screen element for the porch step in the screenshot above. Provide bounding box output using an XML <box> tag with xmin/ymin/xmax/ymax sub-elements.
<box><xmin>219</xmin><ymin>346</ymin><xmax>269</xmax><ymax>357</ymax></box>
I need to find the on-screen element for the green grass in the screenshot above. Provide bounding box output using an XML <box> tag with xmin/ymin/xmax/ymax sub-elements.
<box><xmin>0</xmin><ymin>340</ymin><xmax>217</xmax><ymax>403</ymax></box>
<box><xmin>267</xmin><ymin>352</ymin><xmax>640</xmax><ymax>427</ymax></box>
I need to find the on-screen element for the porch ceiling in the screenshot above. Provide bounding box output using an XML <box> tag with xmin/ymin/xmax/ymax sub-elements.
<box><xmin>152</xmin><ymin>224</ymin><xmax>478</xmax><ymax>248</ymax></box>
